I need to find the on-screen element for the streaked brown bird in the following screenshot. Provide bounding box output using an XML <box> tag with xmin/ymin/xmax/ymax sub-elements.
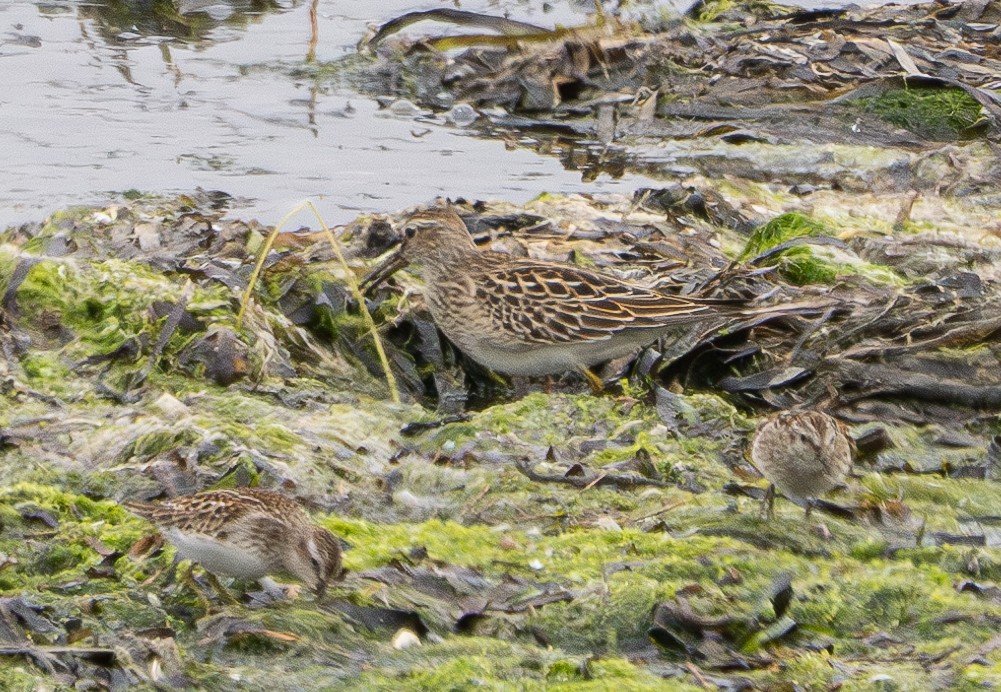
<box><xmin>750</xmin><ymin>410</ymin><xmax>855</xmax><ymax>518</ymax></box>
<box><xmin>125</xmin><ymin>488</ymin><xmax>342</xmax><ymax>600</ymax></box>
<box><xmin>362</xmin><ymin>201</ymin><xmax>818</xmax><ymax>390</ymax></box>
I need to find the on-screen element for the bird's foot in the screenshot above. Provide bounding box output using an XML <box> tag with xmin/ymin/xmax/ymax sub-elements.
<box><xmin>804</xmin><ymin>498</ymin><xmax>816</xmax><ymax>520</ymax></box>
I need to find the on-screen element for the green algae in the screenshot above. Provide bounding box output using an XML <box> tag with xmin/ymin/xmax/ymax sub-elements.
<box><xmin>859</xmin><ymin>86</ymin><xmax>986</xmax><ymax>141</ymax></box>
<box><xmin>695</xmin><ymin>0</ymin><xmax>787</xmax><ymax>24</ymax></box>
<box><xmin>18</xmin><ymin>352</ymin><xmax>75</xmax><ymax>397</ymax></box>
<box><xmin>342</xmin><ymin>637</ymin><xmax>677</xmax><ymax>691</ymax></box>
<box><xmin>0</xmin><ymin>483</ymin><xmax>144</xmax><ymax>592</ymax></box>
<box><xmin>739</xmin><ymin>212</ymin><xmax>903</xmax><ymax>286</ymax></box>
<box><xmin>319</xmin><ymin>510</ymin><xmax>1001</xmax><ymax>687</ymax></box>
<box><xmin>8</xmin><ymin>254</ymin><xmax>260</xmax><ymax>401</ymax></box>
<box><xmin>5</xmin><ymin>395</ymin><xmax>1001</xmax><ymax>690</ymax></box>
<box><xmin>429</xmin><ymin>392</ymin><xmax>677</xmax><ymax>467</ymax></box>
<box><xmin>17</xmin><ymin>258</ymin><xmax>182</xmax><ymax>350</ymax></box>
<box><xmin>3</xmin><ymin>196</ymin><xmax>1001</xmax><ymax>689</ymax></box>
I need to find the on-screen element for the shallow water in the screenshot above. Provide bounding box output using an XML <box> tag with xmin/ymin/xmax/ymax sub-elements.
<box><xmin>2</xmin><ymin>0</ymin><xmax>926</xmax><ymax>229</ymax></box>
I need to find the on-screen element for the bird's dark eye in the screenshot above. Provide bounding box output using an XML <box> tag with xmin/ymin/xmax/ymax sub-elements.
<box><xmin>404</xmin><ymin>225</ymin><xmax>417</xmax><ymax>239</ymax></box>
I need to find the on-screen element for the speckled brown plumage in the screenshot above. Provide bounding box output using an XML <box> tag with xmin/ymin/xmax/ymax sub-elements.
<box><xmin>126</xmin><ymin>488</ymin><xmax>305</xmax><ymax>533</ymax></box>
<box><xmin>362</xmin><ymin>201</ymin><xmax>796</xmax><ymax>379</ymax></box>
<box><xmin>472</xmin><ymin>262</ymin><xmax>717</xmax><ymax>344</ymax></box>
<box><xmin>125</xmin><ymin>488</ymin><xmax>341</xmax><ymax>597</ymax></box>
<box><xmin>750</xmin><ymin>410</ymin><xmax>855</xmax><ymax>513</ymax></box>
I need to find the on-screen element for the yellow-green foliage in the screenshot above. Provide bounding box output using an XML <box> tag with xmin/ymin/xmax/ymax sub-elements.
<box><xmin>340</xmin><ymin>637</ymin><xmax>675</xmax><ymax>691</ymax></box>
<box><xmin>740</xmin><ymin>212</ymin><xmax>902</xmax><ymax>285</ymax></box>
<box><xmin>13</xmin><ymin>258</ymin><xmax>230</xmax><ymax>364</ymax></box>
<box><xmin>861</xmin><ymin>86</ymin><xmax>986</xmax><ymax>141</ymax></box>
<box><xmin>0</xmin><ymin>483</ymin><xmax>142</xmax><ymax>592</ymax></box>
<box><xmin>696</xmin><ymin>0</ymin><xmax>785</xmax><ymax>24</ymax></box>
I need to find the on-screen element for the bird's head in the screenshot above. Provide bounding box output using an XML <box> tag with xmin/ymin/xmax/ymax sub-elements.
<box><xmin>361</xmin><ymin>199</ymin><xmax>476</xmax><ymax>291</ymax></box>
<box><xmin>286</xmin><ymin>526</ymin><xmax>342</xmax><ymax>599</ymax></box>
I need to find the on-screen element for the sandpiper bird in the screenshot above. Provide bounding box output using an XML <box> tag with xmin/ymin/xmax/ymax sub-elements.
<box><xmin>750</xmin><ymin>410</ymin><xmax>855</xmax><ymax>518</ymax></box>
<box><xmin>125</xmin><ymin>488</ymin><xmax>342</xmax><ymax>600</ymax></box>
<box><xmin>362</xmin><ymin>201</ymin><xmax>819</xmax><ymax>389</ymax></box>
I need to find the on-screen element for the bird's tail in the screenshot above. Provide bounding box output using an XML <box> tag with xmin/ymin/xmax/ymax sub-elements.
<box><xmin>738</xmin><ymin>298</ymin><xmax>839</xmax><ymax>320</ymax></box>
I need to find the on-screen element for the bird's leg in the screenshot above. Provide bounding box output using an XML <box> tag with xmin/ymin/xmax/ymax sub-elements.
<box><xmin>180</xmin><ymin>564</ymin><xmax>215</xmax><ymax>613</ymax></box>
<box><xmin>761</xmin><ymin>483</ymin><xmax>776</xmax><ymax>520</ymax></box>
<box><xmin>204</xmin><ymin>571</ymin><xmax>241</xmax><ymax>606</ymax></box>
<box><xmin>581</xmin><ymin>368</ymin><xmax>604</xmax><ymax>394</ymax></box>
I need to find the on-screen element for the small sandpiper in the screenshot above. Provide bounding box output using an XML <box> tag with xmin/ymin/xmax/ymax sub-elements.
<box><xmin>750</xmin><ymin>410</ymin><xmax>855</xmax><ymax>518</ymax></box>
<box><xmin>362</xmin><ymin>201</ymin><xmax>818</xmax><ymax>390</ymax></box>
<box><xmin>125</xmin><ymin>488</ymin><xmax>342</xmax><ymax>601</ymax></box>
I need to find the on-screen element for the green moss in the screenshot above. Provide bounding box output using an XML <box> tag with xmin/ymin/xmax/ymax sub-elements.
<box><xmin>0</xmin><ymin>244</ymin><xmax>21</xmax><ymax>297</ymax></box>
<box><xmin>31</xmin><ymin>541</ymin><xmax>91</xmax><ymax>574</ymax></box>
<box><xmin>742</xmin><ymin>212</ymin><xmax>826</xmax><ymax>259</ymax></box>
<box><xmin>322</xmin><ymin>508</ymin><xmax>1001</xmax><ymax>686</ymax></box>
<box><xmin>11</xmin><ymin>257</ymin><xmax>234</xmax><ymax>379</ymax></box>
<box><xmin>549</xmin><ymin>658</ymin><xmax>694</xmax><ymax>690</ymax></box>
<box><xmin>546</xmin><ymin>658</ymin><xmax>584</xmax><ymax>683</ymax></box>
<box><xmin>429</xmin><ymin>392</ymin><xmax>663</xmax><ymax>452</ymax></box>
<box><xmin>0</xmin><ymin>483</ymin><xmax>146</xmax><ymax>593</ymax></box>
<box><xmin>313</xmin><ymin>299</ymin><xmax>369</xmax><ymax>341</ymax></box>
<box><xmin>19</xmin><ymin>352</ymin><xmax>73</xmax><ymax>389</ymax></box>
<box><xmin>865</xmin><ymin>474</ymin><xmax>1001</xmax><ymax>526</ymax></box>
<box><xmin>849</xmin><ymin>539</ymin><xmax>891</xmax><ymax>562</ymax></box>
<box><xmin>963</xmin><ymin>663</ymin><xmax>1001</xmax><ymax>688</ymax></box>
<box><xmin>739</xmin><ymin>212</ymin><xmax>902</xmax><ymax>286</ymax></box>
<box><xmin>0</xmin><ymin>667</ymin><xmax>49</xmax><ymax>692</ymax></box>
<box><xmin>860</xmin><ymin>86</ymin><xmax>986</xmax><ymax>141</ymax></box>
<box><xmin>17</xmin><ymin>258</ymin><xmax>149</xmax><ymax>352</ymax></box>
<box><xmin>776</xmin><ymin>245</ymin><xmax>841</xmax><ymax>284</ymax></box>
<box><xmin>695</xmin><ymin>0</ymin><xmax>784</xmax><ymax>24</ymax></box>
<box><xmin>120</xmin><ymin>427</ymin><xmax>202</xmax><ymax>460</ymax></box>
<box><xmin>343</xmin><ymin>638</ymin><xmax>672</xmax><ymax>691</ymax></box>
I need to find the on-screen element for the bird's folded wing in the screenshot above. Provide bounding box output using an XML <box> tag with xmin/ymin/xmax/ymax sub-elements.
<box><xmin>124</xmin><ymin>491</ymin><xmax>260</xmax><ymax>532</ymax></box>
<box><xmin>476</xmin><ymin>262</ymin><xmax>718</xmax><ymax>344</ymax></box>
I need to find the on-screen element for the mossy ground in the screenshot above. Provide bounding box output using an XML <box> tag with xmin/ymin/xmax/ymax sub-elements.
<box><xmin>2</xmin><ymin>194</ymin><xmax>1001</xmax><ymax>690</ymax></box>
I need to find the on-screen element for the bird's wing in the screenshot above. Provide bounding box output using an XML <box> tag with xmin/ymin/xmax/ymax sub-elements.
<box><xmin>123</xmin><ymin>490</ymin><xmax>265</xmax><ymax>533</ymax></box>
<box><xmin>475</xmin><ymin>260</ymin><xmax>720</xmax><ymax>344</ymax></box>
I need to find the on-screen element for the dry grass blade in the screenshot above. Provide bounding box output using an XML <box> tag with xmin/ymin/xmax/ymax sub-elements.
<box><xmin>236</xmin><ymin>201</ymin><xmax>401</xmax><ymax>404</ymax></box>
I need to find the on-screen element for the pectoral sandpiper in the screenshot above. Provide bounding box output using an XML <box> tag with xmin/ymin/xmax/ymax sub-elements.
<box><xmin>750</xmin><ymin>410</ymin><xmax>855</xmax><ymax>518</ymax></box>
<box><xmin>362</xmin><ymin>200</ymin><xmax>818</xmax><ymax>389</ymax></box>
<box><xmin>125</xmin><ymin>488</ymin><xmax>342</xmax><ymax>601</ymax></box>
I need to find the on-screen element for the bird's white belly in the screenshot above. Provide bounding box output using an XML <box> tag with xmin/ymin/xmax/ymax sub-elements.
<box><xmin>164</xmin><ymin>528</ymin><xmax>269</xmax><ymax>579</ymax></box>
<box><xmin>458</xmin><ymin>334</ymin><xmax>652</xmax><ymax>376</ymax></box>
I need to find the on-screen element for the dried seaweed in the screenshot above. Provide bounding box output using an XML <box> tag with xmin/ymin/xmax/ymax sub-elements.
<box><xmin>3</xmin><ymin>182</ymin><xmax>1001</xmax><ymax>688</ymax></box>
<box><xmin>364</xmin><ymin>0</ymin><xmax>1001</xmax><ymax>150</ymax></box>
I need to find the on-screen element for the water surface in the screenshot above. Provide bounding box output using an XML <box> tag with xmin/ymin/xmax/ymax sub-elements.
<box><xmin>1</xmin><ymin>0</ymin><xmax>926</xmax><ymax>228</ymax></box>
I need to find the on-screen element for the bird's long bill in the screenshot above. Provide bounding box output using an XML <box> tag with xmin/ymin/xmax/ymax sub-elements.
<box><xmin>359</xmin><ymin>250</ymin><xmax>407</xmax><ymax>294</ymax></box>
